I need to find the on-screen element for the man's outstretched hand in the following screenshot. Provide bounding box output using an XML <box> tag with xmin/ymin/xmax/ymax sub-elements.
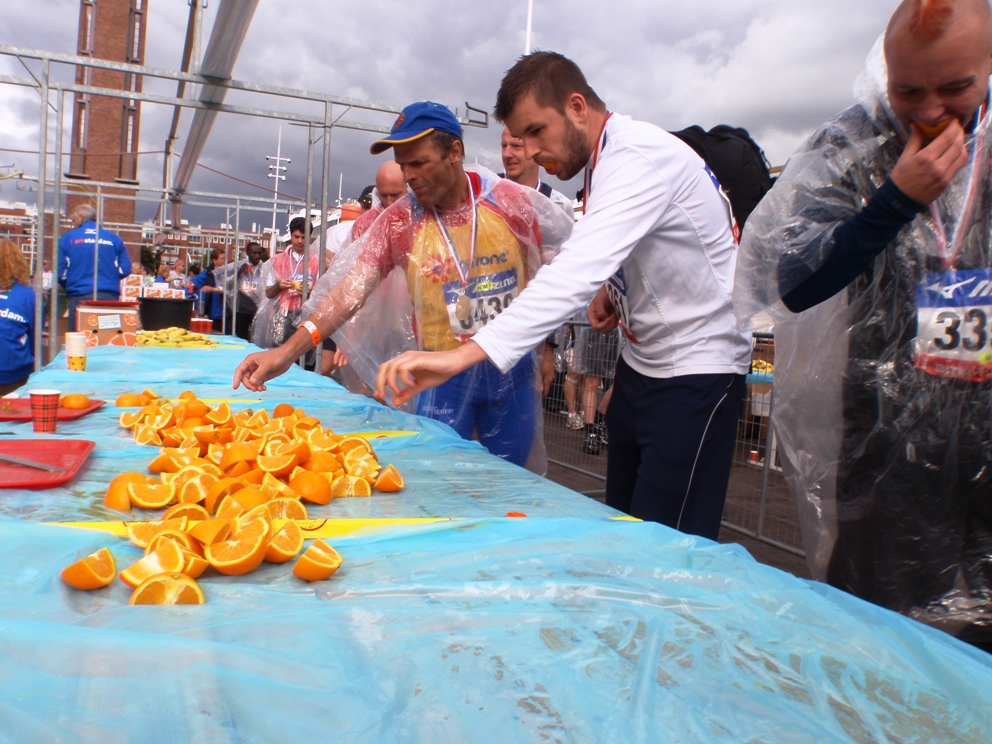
<box><xmin>374</xmin><ymin>342</ymin><xmax>488</xmax><ymax>407</ymax></box>
<box><xmin>233</xmin><ymin>348</ymin><xmax>295</xmax><ymax>391</ymax></box>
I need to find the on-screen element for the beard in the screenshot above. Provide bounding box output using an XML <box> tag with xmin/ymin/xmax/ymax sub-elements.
<box><xmin>554</xmin><ymin>119</ymin><xmax>593</xmax><ymax>181</ymax></box>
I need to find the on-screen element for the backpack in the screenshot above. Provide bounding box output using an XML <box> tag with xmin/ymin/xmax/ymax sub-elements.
<box><xmin>670</xmin><ymin>125</ymin><xmax>773</xmax><ymax>229</ymax></box>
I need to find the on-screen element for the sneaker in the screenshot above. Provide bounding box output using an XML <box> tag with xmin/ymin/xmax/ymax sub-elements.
<box><xmin>567</xmin><ymin>412</ymin><xmax>584</xmax><ymax>430</ymax></box>
<box><xmin>583</xmin><ymin>428</ymin><xmax>601</xmax><ymax>455</ymax></box>
<box><xmin>597</xmin><ymin>423</ymin><xmax>608</xmax><ymax>448</ymax></box>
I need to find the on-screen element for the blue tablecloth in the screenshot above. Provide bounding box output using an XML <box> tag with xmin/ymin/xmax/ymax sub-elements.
<box><xmin>1</xmin><ymin>345</ymin><xmax>990</xmax><ymax>742</ymax></box>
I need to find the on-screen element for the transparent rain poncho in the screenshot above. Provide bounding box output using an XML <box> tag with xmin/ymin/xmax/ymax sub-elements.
<box><xmin>250</xmin><ymin>251</ymin><xmax>321</xmax><ymax>350</ymax></box>
<box><xmin>303</xmin><ymin>165</ymin><xmax>574</xmax><ymax>473</ymax></box>
<box><xmin>733</xmin><ymin>36</ymin><xmax>992</xmax><ymax>646</ymax></box>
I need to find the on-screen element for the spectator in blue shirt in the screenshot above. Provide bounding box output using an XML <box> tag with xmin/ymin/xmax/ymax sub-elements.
<box><xmin>0</xmin><ymin>240</ymin><xmax>36</xmax><ymax>396</ymax></box>
<box><xmin>58</xmin><ymin>204</ymin><xmax>132</xmax><ymax>331</ymax></box>
<box><xmin>187</xmin><ymin>248</ymin><xmax>227</xmax><ymax>332</ymax></box>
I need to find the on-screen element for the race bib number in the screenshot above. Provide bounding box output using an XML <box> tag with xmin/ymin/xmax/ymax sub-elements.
<box><xmin>443</xmin><ymin>268</ymin><xmax>519</xmax><ymax>337</ymax></box>
<box><xmin>240</xmin><ymin>279</ymin><xmax>258</xmax><ymax>294</ymax></box>
<box><xmin>915</xmin><ymin>268</ymin><xmax>992</xmax><ymax>382</ymax></box>
<box><xmin>606</xmin><ymin>267</ymin><xmax>640</xmax><ymax>344</ymax></box>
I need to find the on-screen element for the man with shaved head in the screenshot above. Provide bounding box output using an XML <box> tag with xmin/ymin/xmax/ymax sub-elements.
<box><xmin>350</xmin><ymin>160</ymin><xmax>407</xmax><ymax>240</ymax></box>
<box><xmin>734</xmin><ymin>0</ymin><xmax>992</xmax><ymax>652</ymax></box>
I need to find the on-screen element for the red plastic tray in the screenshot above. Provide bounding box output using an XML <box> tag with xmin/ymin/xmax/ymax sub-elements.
<box><xmin>0</xmin><ymin>439</ymin><xmax>95</xmax><ymax>489</ymax></box>
<box><xmin>0</xmin><ymin>399</ymin><xmax>106</xmax><ymax>422</ymax></box>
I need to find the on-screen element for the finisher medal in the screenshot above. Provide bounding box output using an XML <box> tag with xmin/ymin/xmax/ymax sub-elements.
<box><xmin>455</xmin><ymin>293</ymin><xmax>471</xmax><ymax>321</ymax></box>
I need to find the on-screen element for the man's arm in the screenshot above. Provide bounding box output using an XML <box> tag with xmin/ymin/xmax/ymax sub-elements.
<box><xmin>233</xmin><ymin>260</ymin><xmax>383</xmax><ymax>391</ymax></box>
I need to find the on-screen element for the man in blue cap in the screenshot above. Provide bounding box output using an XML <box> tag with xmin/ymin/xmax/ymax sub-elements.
<box><xmin>233</xmin><ymin>101</ymin><xmax>572</xmax><ymax>469</ymax></box>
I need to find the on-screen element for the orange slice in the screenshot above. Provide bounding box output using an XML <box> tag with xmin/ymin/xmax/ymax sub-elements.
<box><xmin>265</xmin><ymin>498</ymin><xmax>308</xmax><ymax>520</ymax></box>
<box><xmin>240</xmin><ymin>467</ymin><xmax>265</xmax><ymax>485</ymax></box>
<box><xmin>264</xmin><ymin>520</ymin><xmax>304</xmax><ymax>564</ymax></box>
<box><xmin>178</xmin><ymin>390</ymin><xmax>197</xmax><ymax>401</ymax></box>
<box><xmin>303</xmin><ymin>450</ymin><xmax>340</xmax><ymax>473</ymax></box>
<box><xmin>134</xmin><ymin>425</ymin><xmax>163</xmax><ymax>446</ymax></box>
<box><xmin>246</xmin><ymin>410</ymin><xmax>271</xmax><ymax>427</ymax></box>
<box><xmin>214</xmin><ymin>496</ymin><xmax>247</xmax><ymax>521</ymax></box>
<box><xmin>294</xmin><ymin>416</ymin><xmax>321</xmax><ymax>431</ymax></box>
<box><xmin>141</xmin><ymin>388</ymin><xmax>159</xmax><ymax>400</ymax></box>
<box><xmin>163</xmin><ymin>502</ymin><xmax>210</xmax><ymax>522</ymax></box>
<box><xmin>194</xmin><ymin>426</ymin><xmax>233</xmax><ymax>445</ymax></box>
<box><xmin>204</xmin><ymin>518</ymin><xmax>271</xmax><ymax>575</ymax></box>
<box><xmin>343</xmin><ymin>450</ymin><xmax>381</xmax><ymax>483</ymax></box>
<box><xmin>60</xmin><ymin>547</ymin><xmax>116</xmax><ymax>590</ymax></box>
<box><xmin>115</xmin><ymin>392</ymin><xmax>147</xmax><ymax>407</ymax></box>
<box><xmin>337</xmin><ymin>436</ymin><xmax>375</xmax><ymax>459</ymax></box>
<box><xmin>257</xmin><ymin>453</ymin><xmax>299</xmax><ymax>477</ymax></box>
<box><xmin>180</xmin><ymin>550</ymin><xmax>209</xmax><ymax>579</ymax></box>
<box><xmin>230</xmin><ymin>487</ymin><xmax>268</xmax><ymax>511</ymax></box>
<box><xmin>129</xmin><ymin>572</ymin><xmax>205</xmax><ymax>605</ymax></box>
<box><xmin>147</xmin><ymin>453</ymin><xmax>186</xmax><ymax>474</ymax></box>
<box><xmin>145</xmin><ymin>529</ymin><xmax>201</xmax><ymax>556</ymax></box>
<box><xmin>289</xmin><ymin>470</ymin><xmax>332</xmax><ymax>505</ymax></box>
<box><xmin>272</xmin><ymin>402</ymin><xmax>295</xmax><ymax>418</ymax></box>
<box><xmin>293</xmin><ymin>539</ymin><xmax>343</xmax><ymax>581</ymax></box>
<box><xmin>219</xmin><ymin>442</ymin><xmax>259</xmax><ymax>471</ymax></box>
<box><xmin>224</xmin><ymin>459</ymin><xmax>253</xmax><ymax>478</ymax></box>
<box><xmin>119</xmin><ymin>539</ymin><xmax>186</xmax><ymax>588</ymax></box>
<box><xmin>104</xmin><ymin>472</ymin><xmax>153</xmax><ymax>511</ymax></box>
<box><xmin>204</xmin><ymin>402</ymin><xmax>232</xmax><ymax>426</ymax></box>
<box><xmin>127</xmin><ymin>482</ymin><xmax>176</xmax><ymax>509</ymax></box>
<box><xmin>119</xmin><ymin>410</ymin><xmax>144</xmax><ymax>430</ymax></box>
<box><xmin>159</xmin><ymin>427</ymin><xmax>185</xmax><ymax>447</ymax></box>
<box><xmin>125</xmin><ymin>517</ymin><xmax>189</xmax><ymax>549</ymax></box>
<box><xmin>188</xmin><ymin>517</ymin><xmax>232</xmax><ymax>546</ymax></box>
<box><xmin>182</xmin><ymin>398</ymin><xmax>211</xmax><ymax>419</ymax></box>
<box><xmin>374</xmin><ymin>464</ymin><xmax>404</xmax><ymax>492</ymax></box>
<box><xmin>273</xmin><ymin>439</ymin><xmax>310</xmax><ymax>464</ymax></box>
<box><xmin>331</xmin><ymin>474</ymin><xmax>371</xmax><ymax>498</ymax></box>
<box><xmin>260</xmin><ymin>473</ymin><xmax>298</xmax><ymax>501</ymax></box>
<box><xmin>177</xmin><ymin>472</ymin><xmax>218</xmax><ymax>504</ymax></box>
<box><xmin>205</xmin><ymin>477</ymin><xmax>248</xmax><ymax>514</ymax></box>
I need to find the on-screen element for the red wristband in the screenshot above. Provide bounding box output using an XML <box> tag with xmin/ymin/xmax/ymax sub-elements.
<box><xmin>302</xmin><ymin>320</ymin><xmax>321</xmax><ymax>348</ymax></box>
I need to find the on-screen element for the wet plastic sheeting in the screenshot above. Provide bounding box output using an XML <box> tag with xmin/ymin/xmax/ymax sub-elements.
<box><xmin>0</xmin><ymin>346</ymin><xmax>605</xmax><ymax>524</ymax></box>
<box><xmin>1</xmin><ymin>345</ymin><xmax>991</xmax><ymax>741</ymax></box>
<box><xmin>2</xmin><ymin>517</ymin><xmax>992</xmax><ymax>742</ymax></box>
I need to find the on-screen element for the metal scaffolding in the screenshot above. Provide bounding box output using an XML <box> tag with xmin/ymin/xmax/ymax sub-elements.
<box><xmin>0</xmin><ymin>43</ymin><xmax>487</xmax><ymax>370</ymax></box>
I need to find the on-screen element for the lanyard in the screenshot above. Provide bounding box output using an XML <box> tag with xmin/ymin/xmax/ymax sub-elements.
<box><xmin>930</xmin><ymin>105</ymin><xmax>987</xmax><ymax>269</ymax></box>
<box><xmin>288</xmin><ymin>249</ymin><xmax>305</xmax><ymax>278</ymax></box>
<box><xmin>582</xmin><ymin>112</ymin><xmax>613</xmax><ymax>215</ymax></box>
<box><xmin>432</xmin><ymin>173</ymin><xmax>478</xmax><ymax>287</ymax></box>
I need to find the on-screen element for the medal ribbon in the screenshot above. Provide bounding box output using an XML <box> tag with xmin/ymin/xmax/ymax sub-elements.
<box><xmin>432</xmin><ymin>172</ymin><xmax>478</xmax><ymax>287</ymax></box>
<box><xmin>582</xmin><ymin>111</ymin><xmax>613</xmax><ymax>215</ymax></box>
<box><xmin>929</xmin><ymin>104</ymin><xmax>988</xmax><ymax>269</ymax></box>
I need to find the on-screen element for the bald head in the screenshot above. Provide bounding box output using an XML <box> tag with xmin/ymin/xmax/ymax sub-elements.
<box><xmin>375</xmin><ymin>161</ymin><xmax>406</xmax><ymax>208</ymax></box>
<box><xmin>885</xmin><ymin>0</ymin><xmax>992</xmax><ymax>130</ymax></box>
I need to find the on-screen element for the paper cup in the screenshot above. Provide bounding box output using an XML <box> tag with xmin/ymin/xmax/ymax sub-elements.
<box><xmin>65</xmin><ymin>332</ymin><xmax>88</xmax><ymax>371</ymax></box>
<box><xmin>27</xmin><ymin>389</ymin><xmax>61</xmax><ymax>433</ymax></box>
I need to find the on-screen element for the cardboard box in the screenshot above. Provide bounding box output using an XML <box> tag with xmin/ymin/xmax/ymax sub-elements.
<box><xmin>165</xmin><ymin>288</ymin><xmax>186</xmax><ymax>299</ymax></box>
<box><xmin>120</xmin><ymin>286</ymin><xmax>142</xmax><ymax>300</ymax></box>
<box><xmin>75</xmin><ymin>301</ymin><xmax>141</xmax><ymax>346</ymax></box>
<box><xmin>122</xmin><ymin>274</ymin><xmax>143</xmax><ymax>287</ymax></box>
<box><xmin>144</xmin><ymin>287</ymin><xmax>167</xmax><ymax>299</ymax></box>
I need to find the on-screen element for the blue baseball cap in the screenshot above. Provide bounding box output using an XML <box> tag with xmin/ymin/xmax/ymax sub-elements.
<box><xmin>370</xmin><ymin>101</ymin><xmax>463</xmax><ymax>155</ymax></box>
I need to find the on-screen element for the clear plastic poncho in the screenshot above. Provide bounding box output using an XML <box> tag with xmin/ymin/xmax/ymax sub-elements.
<box><xmin>304</xmin><ymin>165</ymin><xmax>574</xmax><ymax>473</ymax></box>
<box><xmin>250</xmin><ymin>251</ymin><xmax>320</xmax><ymax>350</ymax></box>
<box><xmin>733</xmin><ymin>36</ymin><xmax>992</xmax><ymax>647</ymax></box>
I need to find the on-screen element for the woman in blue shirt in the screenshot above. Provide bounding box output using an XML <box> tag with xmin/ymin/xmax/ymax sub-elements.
<box><xmin>0</xmin><ymin>240</ymin><xmax>36</xmax><ymax>396</ymax></box>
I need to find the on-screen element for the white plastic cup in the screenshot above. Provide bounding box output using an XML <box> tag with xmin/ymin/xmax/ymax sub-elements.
<box><xmin>65</xmin><ymin>332</ymin><xmax>88</xmax><ymax>371</ymax></box>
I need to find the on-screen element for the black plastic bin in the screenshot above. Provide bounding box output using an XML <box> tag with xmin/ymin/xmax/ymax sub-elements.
<box><xmin>138</xmin><ymin>297</ymin><xmax>195</xmax><ymax>331</ymax></box>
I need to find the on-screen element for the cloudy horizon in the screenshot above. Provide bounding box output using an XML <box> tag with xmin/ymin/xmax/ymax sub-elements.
<box><xmin>1</xmin><ymin>0</ymin><xmax>901</xmax><ymax>229</ymax></box>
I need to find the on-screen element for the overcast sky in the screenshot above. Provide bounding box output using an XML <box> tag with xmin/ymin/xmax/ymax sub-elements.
<box><xmin>1</xmin><ymin>0</ymin><xmax>901</xmax><ymax>228</ymax></box>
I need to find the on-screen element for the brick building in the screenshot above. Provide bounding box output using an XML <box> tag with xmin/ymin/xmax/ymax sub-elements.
<box><xmin>65</xmin><ymin>0</ymin><xmax>148</xmax><ymax>256</ymax></box>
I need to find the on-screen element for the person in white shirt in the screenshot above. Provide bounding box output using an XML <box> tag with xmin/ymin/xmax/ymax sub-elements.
<box><xmin>41</xmin><ymin>260</ymin><xmax>53</xmax><ymax>330</ymax></box>
<box><xmin>375</xmin><ymin>52</ymin><xmax>751</xmax><ymax>540</ymax></box>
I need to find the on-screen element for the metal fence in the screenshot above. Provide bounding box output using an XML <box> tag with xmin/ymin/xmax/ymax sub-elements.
<box><xmin>542</xmin><ymin>324</ymin><xmax>805</xmax><ymax>557</ymax></box>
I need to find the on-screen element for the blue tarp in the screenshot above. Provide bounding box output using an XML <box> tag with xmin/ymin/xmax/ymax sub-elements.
<box><xmin>1</xmin><ymin>345</ymin><xmax>990</xmax><ymax>742</ymax></box>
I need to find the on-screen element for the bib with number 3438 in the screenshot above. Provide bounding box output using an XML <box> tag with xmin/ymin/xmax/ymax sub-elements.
<box><xmin>915</xmin><ymin>268</ymin><xmax>992</xmax><ymax>382</ymax></box>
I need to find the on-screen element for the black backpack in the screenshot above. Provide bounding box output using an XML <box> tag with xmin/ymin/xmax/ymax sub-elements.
<box><xmin>670</xmin><ymin>124</ymin><xmax>773</xmax><ymax>229</ymax></box>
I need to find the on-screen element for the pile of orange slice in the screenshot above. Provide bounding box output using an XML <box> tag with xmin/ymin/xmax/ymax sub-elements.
<box><xmin>60</xmin><ymin>507</ymin><xmax>345</xmax><ymax>604</ymax></box>
<box><xmin>110</xmin><ymin>395</ymin><xmax>404</xmax><ymax>516</ymax></box>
